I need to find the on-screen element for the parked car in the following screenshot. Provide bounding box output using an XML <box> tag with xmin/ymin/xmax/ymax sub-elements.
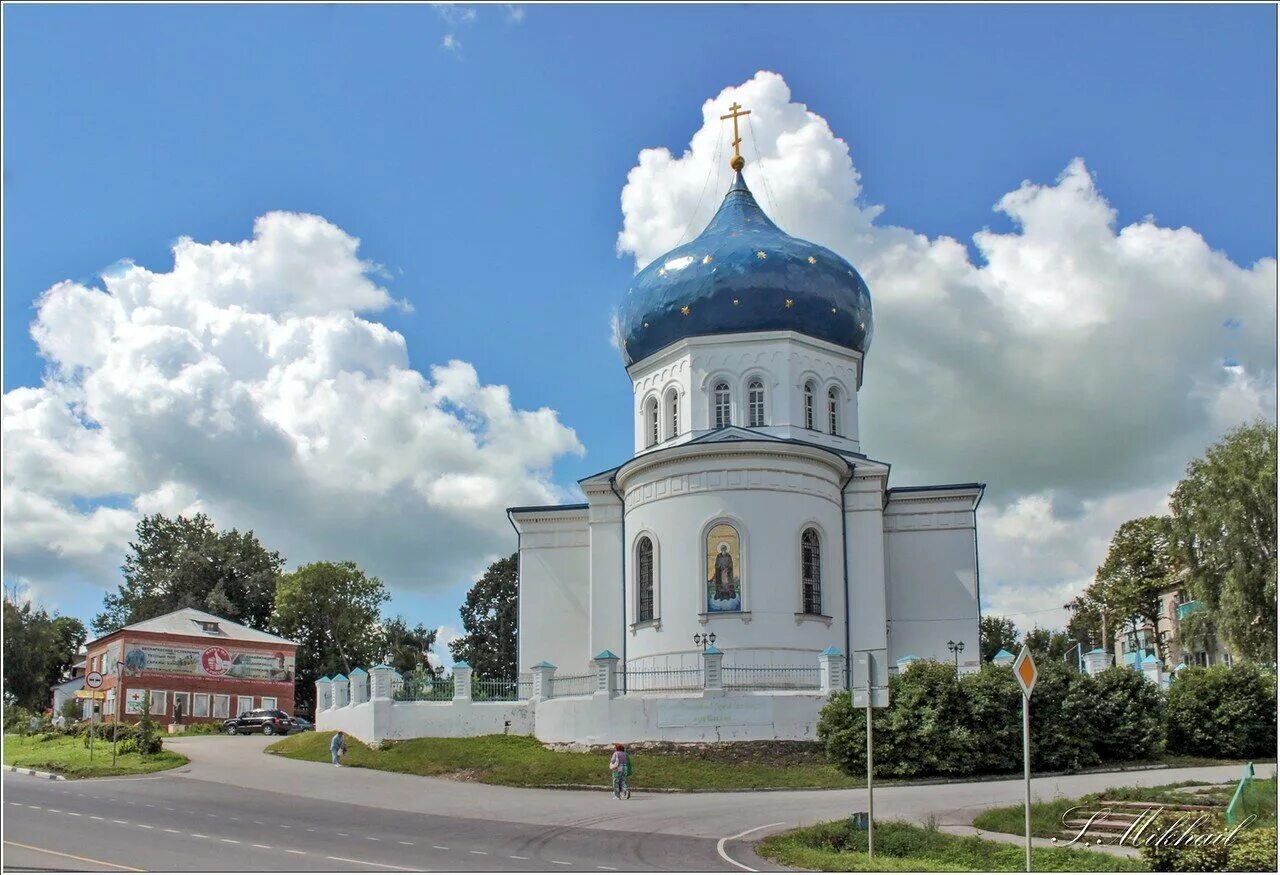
<box><xmin>223</xmin><ymin>709</ymin><xmax>293</xmax><ymax>736</ymax></box>
<box><xmin>289</xmin><ymin>716</ymin><xmax>315</xmax><ymax>732</ymax></box>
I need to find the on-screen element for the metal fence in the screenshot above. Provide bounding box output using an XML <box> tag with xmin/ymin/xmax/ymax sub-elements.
<box><xmin>549</xmin><ymin>673</ymin><xmax>596</xmax><ymax>698</ymax></box>
<box><xmin>471</xmin><ymin>678</ymin><xmax>525</xmax><ymax>701</ymax></box>
<box><xmin>394</xmin><ymin>676</ymin><xmax>455</xmax><ymax>701</ymax></box>
<box><xmin>722</xmin><ymin>665</ymin><xmax>821</xmax><ymax>690</ymax></box>
<box><xmin>621</xmin><ymin>667</ymin><xmax>703</xmax><ymax>693</ymax></box>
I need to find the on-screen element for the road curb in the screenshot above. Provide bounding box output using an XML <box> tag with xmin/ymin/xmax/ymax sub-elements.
<box><xmin>6</xmin><ymin>765</ymin><xmax>66</xmax><ymax>781</ymax></box>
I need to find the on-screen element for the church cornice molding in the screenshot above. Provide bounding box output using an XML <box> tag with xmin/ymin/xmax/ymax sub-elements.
<box><xmin>615</xmin><ymin>437</ymin><xmax>850</xmax><ymax>492</ymax></box>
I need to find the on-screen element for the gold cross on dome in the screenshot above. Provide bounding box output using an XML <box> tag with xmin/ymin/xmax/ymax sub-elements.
<box><xmin>719</xmin><ymin>102</ymin><xmax>752</xmax><ymax>171</ymax></box>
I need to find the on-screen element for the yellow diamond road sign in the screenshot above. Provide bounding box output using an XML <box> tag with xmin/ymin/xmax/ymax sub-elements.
<box><xmin>1014</xmin><ymin>645</ymin><xmax>1037</xmax><ymax>697</ymax></box>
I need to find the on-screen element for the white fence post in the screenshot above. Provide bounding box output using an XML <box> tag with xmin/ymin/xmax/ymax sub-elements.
<box><xmin>819</xmin><ymin>646</ymin><xmax>845</xmax><ymax>693</ymax></box>
<box><xmin>370</xmin><ymin>664</ymin><xmax>395</xmax><ymax>701</ymax></box>
<box><xmin>350</xmin><ymin>668</ymin><xmax>370</xmax><ymax>705</ymax></box>
<box><xmin>452</xmin><ymin>663</ymin><xmax>473</xmax><ymax>702</ymax></box>
<box><xmin>593</xmin><ymin>651</ymin><xmax>619</xmax><ymax>698</ymax></box>
<box><xmin>531</xmin><ymin>661</ymin><xmax>557</xmax><ymax>700</ymax></box>
<box><xmin>315</xmin><ymin>676</ymin><xmax>334</xmax><ymax>712</ymax></box>
<box><xmin>702</xmin><ymin>646</ymin><xmax>724</xmax><ymax>692</ymax></box>
<box><xmin>332</xmin><ymin>674</ymin><xmax>350</xmax><ymax>708</ymax></box>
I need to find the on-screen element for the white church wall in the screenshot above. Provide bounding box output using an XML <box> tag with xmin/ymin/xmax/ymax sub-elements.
<box><xmin>883</xmin><ymin>487</ymin><xmax>983</xmax><ymax>672</ymax></box>
<box><xmin>844</xmin><ymin>469</ymin><xmax>890</xmax><ymax>686</ymax></box>
<box><xmin>628</xmin><ymin>332</ymin><xmax>863</xmax><ymax>455</ymax></box>
<box><xmin>511</xmin><ymin>508</ymin><xmax>591</xmax><ymax>676</ymax></box>
<box><xmin>318</xmin><ymin>698</ymin><xmax>533</xmax><ymax>745</ymax></box>
<box><xmin>533</xmin><ymin>691</ymin><xmax>826</xmax><ymax>744</ymax></box>
<box><xmin>585</xmin><ymin>485</ymin><xmax>625</xmax><ymax>664</ymax></box>
<box><xmin>617</xmin><ymin>443</ymin><xmax>850</xmax><ymax>671</ymax></box>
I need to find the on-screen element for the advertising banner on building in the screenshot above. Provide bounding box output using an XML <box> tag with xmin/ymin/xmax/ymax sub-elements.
<box><xmin>122</xmin><ymin>644</ymin><xmax>294</xmax><ymax>682</ymax></box>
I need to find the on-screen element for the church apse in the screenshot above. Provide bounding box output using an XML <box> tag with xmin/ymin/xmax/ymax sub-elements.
<box><xmin>705</xmin><ymin>523</ymin><xmax>742</xmax><ymax>612</ymax></box>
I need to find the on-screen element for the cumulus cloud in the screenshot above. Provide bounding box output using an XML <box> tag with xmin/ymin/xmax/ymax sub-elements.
<box><xmin>617</xmin><ymin>70</ymin><xmax>1276</xmax><ymax>618</ymax></box>
<box><xmin>3</xmin><ymin>212</ymin><xmax>583</xmax><ymax>606</ymax></box>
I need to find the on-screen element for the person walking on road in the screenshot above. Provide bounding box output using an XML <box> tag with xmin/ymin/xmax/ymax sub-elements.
<box><xmin>330</xmin><ymin>731</ymin><xmax>348</xmax><ymax>767</ymax></box>
<box><xmin>609</xmin><ymin>743</ymin><xmax>631</xmax><ymax>799</ymax></box>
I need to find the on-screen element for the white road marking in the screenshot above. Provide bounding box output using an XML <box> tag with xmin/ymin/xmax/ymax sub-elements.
<box><xmin>433</xmin><ymin>845</ymin><xmax>449</xmax><ymax>850</ymax></box>
<box><xmin>220</xmin><ymin>839</ymin><xmax>240</xmax><ymax>844</ymax></box>
<box><xmin>550</xmin><ymin>861</ymin><xmax>572</xmax><ymax>866</ymax></box>
<box><xmin>229</xmin><ymin>816</ymin><xmax>240</xmax><ymax>821</ymax></box>
<box><xmin>256</xmin><ymin>821</ymin><xmax>267</xmax><ymax>825</ymax></box>
<box><xmin>279</xmin><ymin>825</ymin><xmax>292</xmax><ymax>829</ymax></box>
<box><xmin>7</xmin><ymin>802</ymin><xmax>19</xmax><ymax>807</ymax></box>
<box><xmin>113</xmin><ymin>820</ymin><xmax>128</xmax><ymax>824</ymax></box>
<box><xmin>509</xmin><ymin>855</ymin><xmax>529</xmax><ymax>860</ymax></box>
<box><xmin>366</xmin><ymin>836</ymin><xmax>380</xmax><ymax>841</ymax></box>
<box><xmin>136</xmin><ymin>825</ymin><xmax>153</xmax><ymax>830</ymax></box>
<box><xmin>66</xmin><ymin>812</ymin><xmax>82</xmax><ymax>817</ymax></box>
<box><xmin>716</xmin><ymin>821</ymin><xmax>787</xmax><ymax>873</ymax></box>
<box><xmin>190</xmin><ymin>833</ymin><xmax>208</xmax><ymax>839</ymax></box>
<box><xmin>337</xmin><ymin>831</ymin><xmax>349</xmax><ymax>836</ymax></box>
<box><xmin>27</xmin><ymin>805</ymin><xmax>42</xmax><ymax>810</ymax></box>
<box><xmin>284</xmin><ymin>849</ymin><xmax>307</xmax><ymax>855</ymax></box>
<box><xmin>47</xmin><ymin>809</ymin><xmax>60</xmax><ymax>813</ymax></box>
<box><xmin>145</xmin><ymin>804</ymin><xmax>154</xmax><ymax>808</ymax></box>
<box><xmin>598</xmin><ymin>867</ymin><xmax>618</xmax><ymax>871</ymax></box>
<box><xmin>164</xmin><ymin>829</ymin><xmax>181</xmax><ymax>834</ymax></box>
<box><xmin>207</xmin><ymin>813</ymin><xmax>218</xmax><ymax>817</ymax></box>
<box><xmin>164</xmin><ymin>806</ymin><xmax>175</xmax><ymax>811</ymax></box>
<box><xmin>469</xmin><ymin>850</ymin><xmax>489</xmax><ymax>855</ymax></box>
<box><xmin>89</xmin><ymin>816</ymin><xmax>105</xmax><ymax>821</ymax></box>
<box><xmin>398</xmin><ymin>841</ymin><xmax>414</xmax><ymax>846</ymax></box>
<box><xmin>325</xmin><ymin>856</ymin><xmax>415</xmax><ymax>871</ymax></box>
<box><xmin>253</xmin><ymin>844</ymin><xmax>272</xmax><ymax>849</ymax></box>
<box><xmin>306</xmin><ymin>827</ymin><xmax>316</xmax><ymax>832</ymax></box>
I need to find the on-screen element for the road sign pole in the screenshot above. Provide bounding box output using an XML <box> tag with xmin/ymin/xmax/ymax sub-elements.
<box><xmin>866</xmin><ymin>692</ymin><xmax>874</xmax><ymax>859</ymax></box>
<box><xmin>1023</xmin><ymin>691</ymin><xmax>1031</xmax><ymax>872</ymax></box>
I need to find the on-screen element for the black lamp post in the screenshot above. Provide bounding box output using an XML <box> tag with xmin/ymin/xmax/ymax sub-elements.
<box><xmin>946</xmin><ymin>640</ymin><xmax>965</xmax><ymax>673</ymax></box>
<box><xmin>693</xmin><ymin>632</ymin><xmax>717</xmax><ymax>652</ymax></box>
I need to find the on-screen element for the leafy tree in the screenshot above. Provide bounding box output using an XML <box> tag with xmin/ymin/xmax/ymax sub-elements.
<box><xmin>2</xmin><ymin>597</ymin><xmax>87</xmax><ymax>710</ymax></box>
<box><xmin>273</xmin><ymin>561</ymin><xmax>389</xmax><ymax>714</ymax></box>
<box><xmin>1093</xmin><ymin>516</ymin><xmax>1176</xmax><ymax>661</ymax></box>
<box><xmin>1023</xmin><ymin>626</ymin><xmax>1074</xmax><ymax>664</ymax></box>
<box><xmin>1064</xmin><ymin>594</ymin><xmax>1105</xmax><ymax>652</ymax></box>
<box><xmin>1165</xmin><ymin>663</ymin><xmax>1276</xmax><ymax>758</ymax></box>
<box><xmin>381</xmin><ymin>617</ymin><xmax>439</xmax><ymax>676</ymax></box>
<box><xmin>93</xmin><ymin>513</ymin><xmax>284</xmax><ymax>635</ymax></box>
<box><xmin>450</xmin><ymin>553</ymin><xmax>518</xmax><ymax>679</ymax></box>
<box><xmin>979</xmin><ymin>615</ymin><xmax>1019</xmax><ymax>663</ymax></box>
<box><xmin>1169</xmin><ymin>421</ymin><xmax>1278</xmax><ymax>662</ymax></box>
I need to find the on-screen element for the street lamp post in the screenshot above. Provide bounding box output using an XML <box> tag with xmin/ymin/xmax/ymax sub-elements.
<box><xmin>693</xmin><ymin>632</ymin><xmax>717</xmax><ymax>652</ymax></box>
<box><xmin>946</xmin><ymin>640</ymin><xmax>965</xmax><ymax>673</ymax></box>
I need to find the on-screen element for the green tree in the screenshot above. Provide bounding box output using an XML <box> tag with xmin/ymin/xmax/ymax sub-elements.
<box><xmin>450</xmin><ymin>553</ymin><xmax>518</xmax><ymax>679</ymax></box>
<box><xmin>2</xmin><ymin>596</ymin><xmax>87</xmax><ymax>710</ymax></box>
<box><xmin>1064</xmin><ymin>594</ymin><xmax>1105</xmax><ymax>652</ymax></box>
<box><xmin>1023</xmin><ymin>627</ymin><xmax>1074</xmax><ymax>663</ymax></box>
<box><xmin>380</xmin><ymin>616</ymin><xmax>439</xmax><ymax>676</ymax></box>
<box><xmin>1169</xmin><ymin>421</ymin><xmax>1278</xmax><ymax>662</ymax></box>
<box><xmin>93</xmin><ymin>513</ymin><xmax>284</xmax><ymax>635</ymax></box>
<box><xmin>274</xmin><ymin>561</ymin><xmax>389</xmax><ymax>714</ymax></box>
<box><xmin>1093</xmin><ymin>516</ymin><xmax>1176</xmax><ymax>661</ymax></box>
<box><xmin>1165</xmin><ymin>663</ymin><xmax>1276</xmax><ymax>758</ymax></box>
<box><xmin>1093</xmin><ymin>666</ymin><xmax>1165</xmax><ymax>761</ymax></box>
<box><xmin>979</xmin><ymin>615</ymin><xmax>1019</xmax><ymax>663</ymax></box>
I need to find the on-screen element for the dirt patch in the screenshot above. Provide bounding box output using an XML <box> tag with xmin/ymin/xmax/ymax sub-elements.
<box><xmin>542</xmin><ymin>739</ymin><xmax>827</xmax><ymax>767</ymax></box>
<box><xmin>440</xmin><ymin>767</ymin><xmax>491</xmax><ymax>782</ymax></box>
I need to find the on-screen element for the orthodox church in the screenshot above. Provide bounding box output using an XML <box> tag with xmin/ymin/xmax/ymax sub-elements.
<box><xmin>509</xmin><ymin>110</ymin><xmax>983</xmax><ymax>693</ymax></box>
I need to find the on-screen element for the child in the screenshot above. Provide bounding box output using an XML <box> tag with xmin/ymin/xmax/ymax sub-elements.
<box><xmin>330</xmin><ymin>730</ymin><xmax>348</xmax><ymax>767</ymax></box>
<box><xmin>609</xmin><ymin>743</ymin><xmax>631</xmax><ymax>799</ymax></box>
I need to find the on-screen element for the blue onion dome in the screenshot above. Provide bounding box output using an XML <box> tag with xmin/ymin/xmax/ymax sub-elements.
<box><xmin>617</xmin><ymin>172</ymin><xmax>873</xmax><ymax>367</ymax></box>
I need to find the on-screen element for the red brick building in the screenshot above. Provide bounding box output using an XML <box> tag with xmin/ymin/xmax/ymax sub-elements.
<box><xmin>85</xmin><ymin>608</ymin><xmax>298</xmax><ymax>725</ymax></box>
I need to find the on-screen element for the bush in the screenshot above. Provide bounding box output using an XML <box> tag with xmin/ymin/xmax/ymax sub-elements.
<box><xmin>1166</xmin><ymin>664</ymin><xmax>1276</xmax><ymax>759</ymax></box>
<box><xmin>1094</xmin><ymin>666</ymin><xmax>1166</xmax><ymax>761</ymax></box>
<box><xmin>1139</xmin><ymin>812</ymin><xmax>1277</xmax><ymax>872</ymax></box>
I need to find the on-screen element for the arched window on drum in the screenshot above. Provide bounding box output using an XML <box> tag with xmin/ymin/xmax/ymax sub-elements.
<box><xmin>712</xmin><ymin>381</ymin><xmax>731</xmax><ymax>429</ymax></box>
<box><xmin>747</xmin><ymin>379</ymin><xmax>766</xmax><ymax>427</ymax></box>
<box><xmin>637</xmin><ymin>536</ymin><xmax>655</xmax><ymax>622</ymax></box>
<box><xmin>803</xmin><ymin>381</ymin><xmax>816</xmax><ymax>430</ymax></box>
<box><xmin>827</xmin><ymin>387</ymin><xmax>840</xmax><ymax>436</ymax></box>
<box><xmin>801</xmin><ymin>528</ymin><xmax>822</xmax><ymax>615</ymax></box>
<box><xmin>645</xmin><ymin>397</ymin><xmax>659</xmax><ymax>448</ymax></box>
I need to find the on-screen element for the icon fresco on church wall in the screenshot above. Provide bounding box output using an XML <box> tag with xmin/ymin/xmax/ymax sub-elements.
<box><xmin>706</xmin><ymin>523</ymin><xmax>742</xmax><ymax>612</ymax></box>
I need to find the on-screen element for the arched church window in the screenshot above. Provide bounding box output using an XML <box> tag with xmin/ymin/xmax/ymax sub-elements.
<box><xmin>666</xmin><ymin>389</ymin><xmax>679</xmax><ymax>439</ymax></box>
<box><xmin>747</xmin><ymin>380</ymin><xmax>766</xmax><ymax>427</ymax></box>
<box><xmin>828</xmin><ymin>388</ymin><xmax>840</xmax><ymax>436</ymax></box>
<box><xmin>637</xmin><ymin>536</ymin><xmax>655</xmax><ymax>622</ymax></box>
<box><xmin>801</xmin><ymin>528</ymin><xmax>822</xmax><ymax>615</ymax></box>
<box><xmin>646</xmin><ymin>397</ymin><xmax>659</xmax><ymax>448</ymax></box>
<box><xmin>713</xmin><ymin>382</ymin><xmax>731</xmax><ymax>429</ymax></box>
<box><xmin>803</xmin><ymin>382</ymin><xmax>816</xmax><ymax>430</ymax></box>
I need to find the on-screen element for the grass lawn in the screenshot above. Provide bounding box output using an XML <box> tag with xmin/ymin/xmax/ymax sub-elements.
<box><xmin>972</xmin><ymin>777</ymin><xmax>1278</xmax><ymax>838</ymax></box>
<box><xmin>757</xmin><ymin>820</ymin><xmax>1147</xmax><ymax>872</ymax></box>
<box><xmin>3</xmin><ymin>733</ymin><xmax>188</xmax><ymax>778</ymax></box>
<box><xmin>267</xmin><ymin>732</ymin><xmax>862</xmax><ymax>791</ymax></box>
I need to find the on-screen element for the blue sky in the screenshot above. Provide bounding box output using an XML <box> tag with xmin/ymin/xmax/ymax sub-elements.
<box><xmin>4</xmin><ymin>4</ymin><xmax>1275</xmax><ymax>645</ymax></box>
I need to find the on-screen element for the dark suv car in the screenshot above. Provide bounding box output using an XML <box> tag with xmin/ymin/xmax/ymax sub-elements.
<box><xmin>223</xmin><ymin>709</ymin><xmax>293</xmax><ymax>736</ymax></box>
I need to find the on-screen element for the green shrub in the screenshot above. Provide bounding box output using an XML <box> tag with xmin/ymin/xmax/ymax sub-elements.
<box><xmin>1166</xmin><ymin>664</ymin><xmax>1276</xmax><ymax>758</ymax></box>
<box><xmin>1094</xmin><ymin>665</ymin><xmax>1165</xmax><ymax>760</ymax></box>
<box><xmin>960</xmin><ymin>664</ymin><xmax>1022</xmax><ymax>775</ymax></box>
<box><xmin>1139</xmin><ymin>812</ymin><xmax>1276</xmax><ymax>872</ymax></box>
<box><xmin>877</xmin><ymin>661</ymin><xmax>974</xmax><ymax>777</ymax></box>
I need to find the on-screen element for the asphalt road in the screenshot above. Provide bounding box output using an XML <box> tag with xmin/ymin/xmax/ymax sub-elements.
<box><xmin>2</xmin><ymin>735</ymin><xmax>1271</xmax><ymax>872</ymax></box>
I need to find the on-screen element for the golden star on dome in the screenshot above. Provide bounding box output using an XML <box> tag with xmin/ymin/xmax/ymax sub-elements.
<box><xmin>808</xmin><ymin>255</ymin><xmax>817</xmax><ymax>265</ymax></box>
<box><xmin>702</xmin><ymin>255</ymin><xmax>712</xmax><ymax>265</ymax></box>
<box><xmin>643</xmin><ymin>322</ymin><xmax>649</xmax><ymax>328</ymax></box>
<box><xmin>784</xmin><ymin>298</ymin><xmax>794</xmax><ymax>308</ymax></box>
<box><xmin>756</xmin><ymin>250</ymin><xmax>767</xmax><ymax>260</ymax></box>
<box><xmin>658</xmin><ymin>267</ymin><xmax>666</xmax><ymax>277</ymax></box>
<box><xmin>680</xmin><ymin>305</ymin><xmax>691</xmax><ymax>316</ymax></box>
<box><xmin>732</xmin><ymin>298</ymin><xmax>740</xmax><ymax>306</ymax></box>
